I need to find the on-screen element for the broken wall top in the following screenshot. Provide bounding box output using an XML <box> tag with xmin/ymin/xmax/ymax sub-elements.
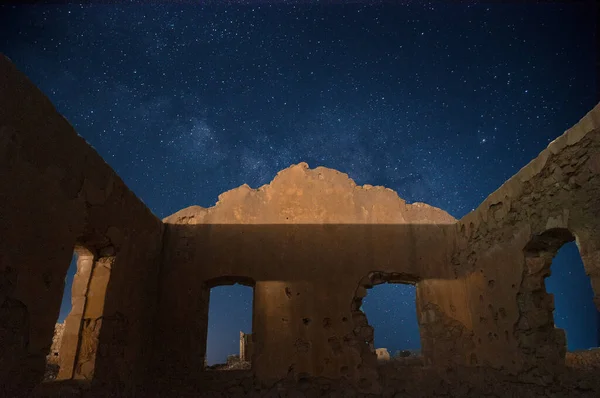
<box><xmin>164</xmin><ymin>162</ymin><xmax>456</xmax><ymax>226</ymax></box>
<box><xmin>162</xmin><ymin>163</ymin><xmax>458</xmax><ymax>283</ymax></box>
<box><xmin>0</xmin><ymin>54</ymin><xmax>162</xmax><ymax>252</ymax></box>
<box><xmin>458</xmin><ymin>102</ymin><xmax>600</xmax><ymax>257</ymax></box>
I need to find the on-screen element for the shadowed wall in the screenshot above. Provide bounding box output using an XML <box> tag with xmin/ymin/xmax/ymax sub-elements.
<box><xmin>0</xmin><ymin>55</ymin><xmax>164</xmax><ymax>395</ymax></box>
<box><xmin>153</xmin><ymin>163</ymin><xmax>470</xmax><ymax>393</ymax></box>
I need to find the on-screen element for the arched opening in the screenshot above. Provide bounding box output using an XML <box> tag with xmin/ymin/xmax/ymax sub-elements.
<box><xmin>517</xmin><ymin>228</ymin><xmax>599</xmax><ymax>368</ymax></box>
<box><xmin>546</xmin><ymin>242</ymin><xmax>598</xmax><ymax>351</ymax></box>
<box><xmin>351</xmin><ymin>272</ymin><xmax>423</xmax><ymax>367</ymax></box>
<box><xmin>205</xmin><ymin>277</ymin><xmax>255</xmax><ymax>371</ymax></box>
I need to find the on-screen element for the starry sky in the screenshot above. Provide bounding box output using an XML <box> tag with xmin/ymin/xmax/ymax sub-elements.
<box><xmin>1</xmin><ymin>2</ymin><xmax>598</xmax><ymax>364</ymax></box>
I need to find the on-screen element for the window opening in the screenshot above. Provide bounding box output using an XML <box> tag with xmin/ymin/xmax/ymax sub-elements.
<box><xmin>361</xmin><ymin>282</ymin><xmax>421</xmax><ymax>363</ymax></box>
<box><xmin>205</xmin><ymin>283</ymin><xmax>253</xmax><ymax>370</ymax></box>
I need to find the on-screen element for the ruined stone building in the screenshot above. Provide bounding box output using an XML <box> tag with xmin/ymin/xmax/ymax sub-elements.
<box><xmin>1</xmin><ymin>53</ymin><xmax>600</xmax><ymax>397</ymax></box>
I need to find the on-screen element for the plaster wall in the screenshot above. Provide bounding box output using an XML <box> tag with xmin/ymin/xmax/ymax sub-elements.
<box><xmin>455</xmin><ymin>103</ymin><xmax>600</xmax><ymax>378</ymax></box>
<box><xmin>153</xmin><ymin>104</ymin><xmax>600</xmax><ymax>390</ymax></box>
<box><xmin>154</xmin><ymin>161</ymin><xmax>467</xmax><ymax>391</ymax></box>
<box><xmin>0</xmin><ymin>55</ymin><xmax>164</xmax><ymax>395</ymax></box>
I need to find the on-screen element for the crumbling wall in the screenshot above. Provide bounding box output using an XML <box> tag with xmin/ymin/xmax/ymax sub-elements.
<box><xmin>0</xmin><ymin>55</ymin><xmax>164</xmax><ymax>395</ymax></box>
<box><xmin>455</xmin><ymin>103</ymin><xmax>600</xmax><ymax>378</ymax></box>
<box><xmin>153</xmin><ymin>102</ymin><xmax>600</xmax><ymax>392</ymax></box>
<box><xmin>43</xmin><ymin>323</ymin><xmax>64</xmax><ymax>381</ymax></box>
<box><xmin>47</xmin><ymin>323</ymin><xmax>65</xmax><ymax>367</ymax></box>
<box><xmin>154</xmin><ymin>161</ymin><xmax>470</xmax><ymax>392</ymax></box>
<box><xmin>147</xmin><ymin>103</ymin><xmax>600</xmax><ymax>396</ymax></box>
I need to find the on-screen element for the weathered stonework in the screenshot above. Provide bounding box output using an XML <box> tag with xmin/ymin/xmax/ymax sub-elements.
<box><xmin>46</xmin><ymin>323</ymin><xmax>64</xmax><ymax>367</ymax></box>
<box><xmin>452</xmin><ymin>104</ymin><xmax>600</xmax><ymax>382</ymax></box>
<box><xmin>154</xmin><ymin>162</ymin><xmax>459</xmax><ymax>394</ymax></box>
<box><xmin>375</xmin><ymin>348</ymin><xmax>390</xmax><ymax>362</ymax></box>
<box><xmin>1</xmin><ymin>54</ymin><xmax>600</xmax><ymax>397</ymax></box>
<box><xmin>240</xmin><ymin>332</ymin><xmax>254</xmax><ymax>363</ymax></box>
<box><xmin>43</xmin><ymin>323</ymin><xmax>64</xmax><ymax>381</ymax></box>
<box><xmin>0</xmin><ymin>55</ymin><xmax>164</xmax><ymax>396</ymax></box>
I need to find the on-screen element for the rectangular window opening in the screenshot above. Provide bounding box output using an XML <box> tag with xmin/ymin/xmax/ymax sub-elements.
<box><xmin>205</xmin><ymin>283</ymin><xmax>254</xmax><ymax>371</ymax></box>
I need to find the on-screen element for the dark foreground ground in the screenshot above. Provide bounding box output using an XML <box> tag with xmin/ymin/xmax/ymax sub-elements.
<box><xmin>30</xmin><ymin>350</ymin><xmax>600</xmax><ymax>398</ymax></box>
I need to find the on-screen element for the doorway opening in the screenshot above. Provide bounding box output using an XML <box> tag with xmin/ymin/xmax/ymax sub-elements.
<box><xmin>205</xmin><ymin>281</ymin><xmax>254</xmax><ymax>370</ymax></box>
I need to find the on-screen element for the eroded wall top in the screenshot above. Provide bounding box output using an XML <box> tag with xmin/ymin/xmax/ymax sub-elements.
<box><xmin>162</xmin><ymin>162</ymin><xmax>458</xmax><ymax>282</ymax></box>
<box><xmin>460</xmin><ymin>103</ymin><xmax>600</xmax><ymax>247</ymax></box>
<box><xmin>165</xmin><ymin>162</ymin><xmax>456</xmax><ymax>225</ymax></box>
<box><xmin>156</xmin><ymin>162</ymin><xmax>461</xmax><ymax>384</ymax></box>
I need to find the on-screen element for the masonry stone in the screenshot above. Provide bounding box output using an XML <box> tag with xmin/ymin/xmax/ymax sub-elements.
<box><xmin>2</xmin><ymin>54</ymin><xmax>600</xmax><ymax>397</ymax></box>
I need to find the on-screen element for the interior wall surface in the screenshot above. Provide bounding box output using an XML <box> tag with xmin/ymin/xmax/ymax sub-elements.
<box><xmin>0</xmin><ymin>55</ymin><xmax>164</xmax><ymax>395</ymax></box>
<box><xmin>155</xmin><ymin>162</ymin><xmax>465</xmax><ymax>391</ymax></box>
<box><xmin>455</xmin><ymin>103</ymin><xmax>600</xmax><ymax>378</ymax></box>
<box><xmin>155</xmin><ymin>104</ymin><xmax>600</xmax><ymax>390</ymax></box>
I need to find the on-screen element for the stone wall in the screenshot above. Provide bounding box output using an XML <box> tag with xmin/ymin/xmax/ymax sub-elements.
<box><xmin>153</xmin><ymin>161</ymin><xmax>469</xmax><ymax>393</ymax></box>
<box><xmin>43</xmin><ymin>323</ymin><xmax>65</xmax><ymax>382</ymax></box>
<box><xmin>0</xmin><ymin>55</ymin><xmax>164</xmax><ymax>395</ymax></box>
<box><xmin>454</xmin><ymin>103</ymin><xmax>600</xmax><ymax>378</ymax></box>
<box><xmin>46</xmin><ymin>323</ymin><xmax>64</xmax><ymax>367</ymax></box>
<box><xmin>151</xmin><ymin>104</ymin><xmax>600</xmax><ymax>393</ymax></box>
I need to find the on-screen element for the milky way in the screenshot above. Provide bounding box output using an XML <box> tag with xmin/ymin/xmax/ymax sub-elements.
<box><xmin>2</xmin><ymin>2</ymin><xmax>597</xmax><ymax>364</ymax></box>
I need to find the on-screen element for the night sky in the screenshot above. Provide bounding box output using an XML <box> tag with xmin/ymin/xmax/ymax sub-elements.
<box><xmin>1</xmin><ymin>2</ymin><xmax>598</xmax><ymax>364</ymax></box>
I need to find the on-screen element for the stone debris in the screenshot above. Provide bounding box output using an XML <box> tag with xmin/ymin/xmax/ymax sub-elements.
<box><xmin>206</xmin><ymin>355</ymin><xmax>251</xmax><ymax>371</ymax></box>
<box><xmin>376</xmin><ymin>348</ymin><xmax>391</xmax><ymax>361</ymax></box>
